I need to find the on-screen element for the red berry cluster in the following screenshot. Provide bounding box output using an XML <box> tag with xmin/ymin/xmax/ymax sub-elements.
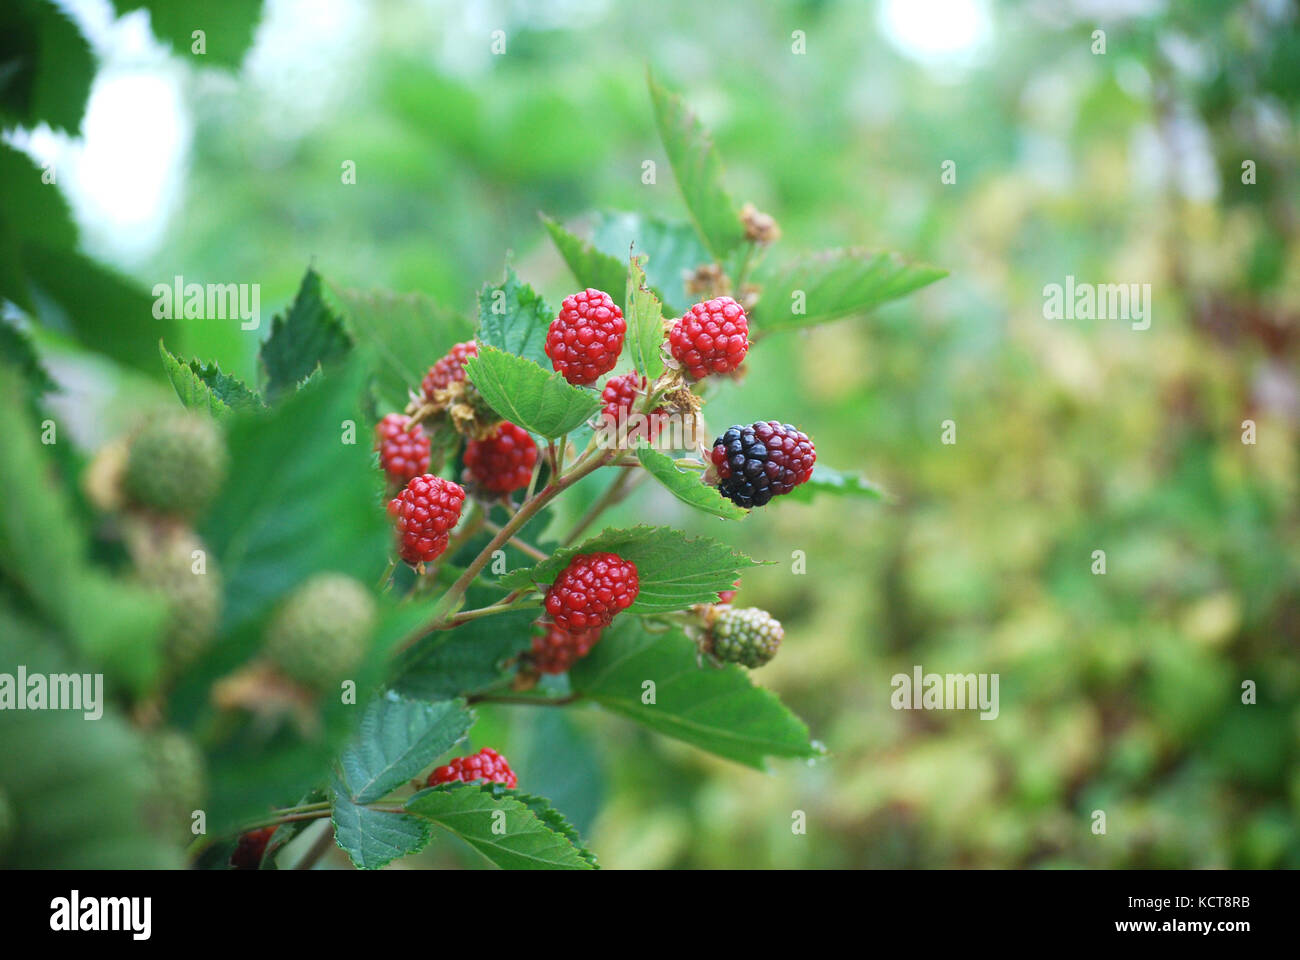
<box><xmin>463</xmin><ymin>422</ymin><xmax>538</xmax><ymax>494</ymax></box>
<box><xmin>375</xmin><ymin>413</ymin><xmax>431</xmax><ymax>486</ymax></box>
<box><xmin>668</xmin><ymin>296</ymin><xmax>749</xmax><ymax>379</ymax></box>
<box><xmin>388</xmin><ymin>474</ymin><xmax>466</xmax><ymax>565</ymax></box>
<box><xmin>427</xmin><ymin>747</ymin><xmax>517</xmax><ymax>789</ymax></box>
<box><xmin>421</xmin><ymin>340</ymin><xmax>478</xmax><ymax>402</ymax></box>
<box><xmin>529</xmin><ymin>622</ymin><xmax>603</xmax><ymax>674</ymax></box>
<box><xmin>600</xmin><ymin>372</ymin><xmax>669</xmax><ymax>441</ymax></box>
<box><xmin>711</xmin><ymin>421</ymin><xmax>815</xmax><ymax>508</ymax></box>
<box><xmin>544</xmin><ymin>552</ymin><xmax>639</xmax><ymax>631</ymax></box>
<box><xmin>545</xmin><ymin>289</ymin><xmax>625</xmax><ymax>385</ymax></box>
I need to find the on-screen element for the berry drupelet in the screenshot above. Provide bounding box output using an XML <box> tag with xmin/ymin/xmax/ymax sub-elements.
<box><xmin>668</xmin><ymin>296</ymin><xmax>749</xmax><ymax>379</ymax></box>
<box><xmin>710</xmin><ymin>421</ymin><xmax>815</xmax><ymax>508</ymax></box>
<box><xmin>375</xmin><ymin>413</ymin><xmax>431</xmax><ymax>486</ymax></box>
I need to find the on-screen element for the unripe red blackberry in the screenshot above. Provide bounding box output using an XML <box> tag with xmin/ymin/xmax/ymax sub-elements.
<box><xmin>265</xmin><ymin>574</ymin><xmax>376</xmax><ymax>688</ymax></box>
<box><xmin>463</xmin><ymin>422</ymin><xmax>538</xmax><ymax>494</ymax></box>
<box><xmin>668</xmin><ymin>296</ymin><xmax>749</xmax><ymax>379</ymax></box>
<box><xmin>388</xmin><ymin>474</ymin><xmax>466</xmax><ymax>565</ymax></box>
<box><xmin>421</xmin><ymin>341</ymin><xmax>478</xmax><ymax>402</ymax></box>
<box><xmin>709</xmin><ymin>606</ymin><xmax>783</xmax><ymax>668</ymax></box>
<box><xmin>375</xmin><ymin>413</ymin><xmax>431</xmax><ymax>486</ymax></box>
<box><xmin>230</xmin><ymin>825</ymin><xmax>277</xmax><ymax>870</ymax></box>
<box><xmin>710</xmin><ymin>421</ymin><xmax>815</xmax><ymax>508</ymax></box>
<box><xmin>599</xmin><ymin>372</ymin><xmax>669</xmax><ymax>442</ymax></box>
<box><xmin>528</xmin><ymin>622</ymin><xmax>603</xmax><ymax>674</ymax></box>
<box><xmin>545</xmin><ymin>289</ymin><xmax>625</xmax><ymax>385</ymax></box>
<box><xmin>543</xmin><ymin>552</ymin><xmax>639</xmax><ymax>631</ymax></box>
<box><xmin>428</xmin><ymin>747</ymin><xmax>517</xmax><ymax>789</ymax></box>
<box><xmin>123</xmin><ymin>412</ymin><xmax>228</xmax><ymax>516</ymax></box>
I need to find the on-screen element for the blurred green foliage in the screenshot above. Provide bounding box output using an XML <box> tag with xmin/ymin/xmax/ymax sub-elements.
<box><xmin>3</xmin><ymin>0</ymin><xmax>1299</xmax><ymax>868</ymax></box>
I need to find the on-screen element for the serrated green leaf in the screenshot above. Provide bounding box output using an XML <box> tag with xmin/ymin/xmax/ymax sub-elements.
<box><xmin>406</xmin><ymin>783</ymin><xmax>596</xmax><ymax>870</ymax></box>
<box><xmin>160</xmin><ymin>341</ymin><xmax>263</xmax><ymax>418</ymax></box>
<box><xmin>635</xmin><ymin>444</ymin><xmax>746</xmax><ymax>519</ymax></box>
<box><xmin>542</xmin><ymin>215</ymin><xmax>627</xmax><ymax>301</ymax></box>
<box><xmin>591</xmin><ymin>212</ymin><xmax>708</xmax><ymax>316</ymax></box>
<box><xmin>478</xmin><ymin>784</ymin><xmax>598</xmax><ymax>867</ymax></box>
<box><xmin>338</xmin><ymin>694</ymin><xmax>473</xmax><ymax>803</ymax></box>
<box><xmin>465</xmin><ymin>344</ymin><xmax>600</xmax><ymax>439</ymax></box>
<box><xmin>571</xmin><ymin>619</ymin><xmax>818</xmax><ymax>769</ymax></box>
<box><xmin>259</xmin><ymin>268</ymin><xmax>353</xmax><ymax>402</ymax></box>
<box><xmin>389</xmin><ymin>602</ymin><xmax>536</xmax><ymax>700</ymax></box>
<box><xmin>497</xmin><ymin>525</ymin><xmax>761</xmax><ymax>613</ymax></box>
<box><xmin>335</xmin><ymin>285</ymin><xmax>473</xmax><ymax>412</ymax></box>
<box><xmin>0</xmin><ymin>0</ymin><xmax>96</xmax><ymax>133</ymax></box>
<box><xmin>625</xmin><ymin>256</ymin><xmax>666</xmax><ymax>381</ymax></box>
<box><xmin>111</xmin><ymin>1</ymin><xmax>265</xmax><ymax>69</ymax></box>
<box><xmin>753</xmin><ymin>249</ymin><xmax>948</xmax><ymax>332</ymax></box>
<box><xmin>784</xmin><ymin>465</ymin><xmax>888</xmax><ymax>503</ymax></box>
<box><xmin>331</xmin><ymin>784</ymin><xmax>432</xmax><ymax>870</ymax></box>
<box><xmin>201</xmin><ymin>362</ymin><xmax>388</xmax><ymax>632</ymax></box>
<box><xmin>647</xmin><ymin>69</ymin><xmax>746</xmax><ymax>261</ymax></box>
<box><xmin>0</xmin><ymin>317</ymin><xmax>55</xmax><ymax>395</ymax></box>
<box><xmin>475</xmin><ymin>266</ymin><xmax>552</xmax><ymax>369</ymax></box>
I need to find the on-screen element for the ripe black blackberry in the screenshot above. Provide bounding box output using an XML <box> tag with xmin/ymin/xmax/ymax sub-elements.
<box><xmin>710</xmin><ymin>421</ymin><xmax>815</xmax><ymax>508</ymax></box>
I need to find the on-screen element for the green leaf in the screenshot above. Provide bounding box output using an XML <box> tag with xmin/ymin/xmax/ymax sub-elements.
<box><xmin>541</xmin><ymin>215</ymin><xmax>627</xmax><ymax>301</ymax></box>
<box><xmin>390</xmin><ymin>602</ymin><xmax>536</xmax><ymax>700</ymax></box>
<box><xmin>465</xmin><ymin>344</ymin><xmax>601</xmax><ymax>439</ymax></box>
<box><xmin>160</xmin><ymin>341</ymin><xmax>263</xmax><ymax>418</ymax></box>
<box><xmin>753</xmin><ymin>249</ymin><xmax>948</xmax><ymax>332</ymax></box>
<box><xmin>111</xmin><ymin>1</ymin><xmax>265</xmax><ymax>69</ymax></box>
<box><xmin>625</xmin><ymin>256</ymin><xmax>666</xmax><ymax>381</ymax></box>
<box><xmin>483</xmin><ymin>784</ymin><xmax>598</xmax><ymax>867</ymax></box>
<box><xmin>635</xmin><ymin>444</ymin><xmax>746</xmax><ymax>519</ymax></box>
<box><xmin>259</xmin><ymin>268</ymin><xmax>353</xmax><ymax>402</ymax></box>
<box><xmin>0</xmin><ymin>317</ymin><xmax>56</xmax><ymax>396</ymax></box>
<box><xmin>590</xmin><ymin>212</ymin><xmax>708</xmax><ymax>316</ymax></box>
<box><xmin>784</xmin><ymin>465</ymin><xmax>888</xmax><ymax>504</ymax></box>
<box><xmin>334</xmin><ymin>285</ymin><xmax>473</xmax><ymax>412</ymax></box>
<box><xmin>338</xmin><ymin>694</ymin><xmax>473</xmax><ymax>804</ymax></box>
<box><xmin>0</xmin><ymin>0</ymin><xmax>96</xmax><ymax>133</ymax></box>
<box><xmin>497</xmin><ymin>525</ymin><xmax>761</xmax><ymax>613</ymax></box>
<box><xmin>202</xmin><ymin>362</ymin><xmax>388</xmax><ymax>632</ymax></box>
<box><xmin>331</xmin><ymin>786</ymin><xmax>432</xmax><ymax>871</ymax></box>
<box><xmin>647</xmin><ymin>69</ymin><xmax>746</xmax><ymax>261</ymax></box>
<box><xmin>406</xmin><ymin>783</ymin><xmax>596</xmax><ymax>870</ymax></box>
<box><xmin>475</xmin><ymin>266</ymin><xmax>552</xmax><ymax>369</ymax></box>
<box><xmin>571</xmin><ymin>619</ymin><xmax>819</xmax><ymax>769</ymax></box>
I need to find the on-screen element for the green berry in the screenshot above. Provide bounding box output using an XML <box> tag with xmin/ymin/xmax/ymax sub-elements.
<box><xmin>710</xmin><ymin>606</ymin><xmax>784</xmax><ymax>668</ymax></box>
<box><xmin>136</xmin><ymin>530</ymin><xmax>222</xmax><ymax>672</ymax></box>
<box><xmin>142</xmin><ymin>730</ymin><xmax>206</xmax><ymax>838</ymax></box>
<box><xmin>124</xmin><ymin>412</ymin><xmax>228</xmax><ymax>516</ymax></box>
<box><xmin>265</xmin><ymin>574</ymin><xmax>376</xmax><ymax>689</ymax></box>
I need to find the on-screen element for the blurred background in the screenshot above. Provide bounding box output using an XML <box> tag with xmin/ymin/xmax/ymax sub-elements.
<box><xmin>6</xmin><ymin>0</ymin><xmax>1300</xmax><ymax>867</ymax></box>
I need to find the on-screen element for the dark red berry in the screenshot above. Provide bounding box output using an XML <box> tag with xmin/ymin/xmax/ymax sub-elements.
<box><xmin>599</xmin><ymin>372</ymin><xmax>669</xmax><ymax>441</ymax></box>
<box><xmin>710</xmin><ymin>422</ymin><xmax>815</xmax><ymax>508</ymax></box>
<box><xmin>428</xmin><ymin>747</ymin><xmax>517</xmax><ymax>789</ymax></box>
<box><xmin>421</xmin><ymin>341</ymin><xmax>479</xmax><ymax>401</ymax></box>
<box><xmin>387</xmin><ymin>474</ymin><xmax>466</xmax><ymax>565</ymax></box>
<box><xmin>545</xmin><ymin>289</ymin><xmax>625</xmax><ymax>385</ymax></box>
<box><xmin>717</xmin><ymin>578</ymin><xmax>741</xmax><ymax>604</ymax></box>
<box><xmin>230</xmin><ymin>825</ymin><xmax>277</xmax><ymax>870</ymax></box>
<box><xmin>668</xmin><ymin>296</ymin><xmax>749</xmax><ymax>379</ymax></box>
<box><xmin>375</xmin><ymin>414</ymin><xmax>431</xmax><ymax>486</ymax></box>
<box><xmin>463</xmin><ymin>422</ymin><xmax>538</xmax><ymax>494</ymax></box>
<box><xmin>529</xmin><ymin>622</ymin><xmax>603</xmax><ymax>674</ymax></box>
<box><xmin>543</xmin><ymin>552</ymin><xmax>639</xmax><ymax>630</ymax></box>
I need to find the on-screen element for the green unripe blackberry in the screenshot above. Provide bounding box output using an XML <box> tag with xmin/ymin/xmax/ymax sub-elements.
<box><xmin>265</xmin><ymin>574</ymin><xmax>376</xmax><ymax>689</ymax></box>
<box><xmin>709</xmin><ymin>606</ymin><xmax>784</xmax><ymax>668</ymax></box>
<box><xmin>142</xmin><ymin>730</ymin><xmax>206</xmax><ymax>839</ymax></box>
<box><xmin>136</xmin><ymin>529</ymin><xmax>222</xmax><ymax>672</ymax></box>
<box><xmin>123</xmin><ymin>412</ymin><xmax>228</xmax><ymax>516</ymax></box>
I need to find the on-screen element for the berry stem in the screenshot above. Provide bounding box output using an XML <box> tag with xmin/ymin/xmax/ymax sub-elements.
<box><xmin>445</xmin><ymin>593</ymin><xmax>541</xmax><ymax>627</ymax></box>
<box><xmin>377</xmin><ymin>556</ymin><xmax>398</xmax><ymax>591</ymax></box>
<box><xmin>481</xmin><ymin>519</ymin><xmax>548</xmax><ymax>562</ymax></box>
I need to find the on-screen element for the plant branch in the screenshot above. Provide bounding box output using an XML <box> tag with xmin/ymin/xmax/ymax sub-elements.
<box><xmin>482</xmin><ymin>519</ymin><xmax>548</xmax><ymax>562</ymax></box>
